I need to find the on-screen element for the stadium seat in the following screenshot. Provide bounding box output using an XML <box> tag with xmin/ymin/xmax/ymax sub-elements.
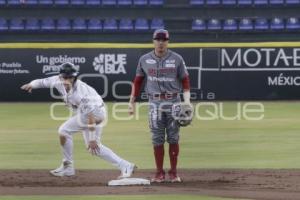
<box><xmin>70</xmin><ymin>0</ymin><xmax>86</xmax><ymax>5</ymax></box>
<box><xmin>0</xmin><ymin>18</ymin><xmax>8</xmax><ymax>31</ymax></box>
<box><xmin>54</xmin><ymin>0</ymin><xmax>69</xmax><ymax>6</ymax></box>
<box><xmin>87</xmin><ymin>18</ymin><xmax>102</xmax><ymax>31</ymax></box>
<box><xmin>7</xmin><ymin>0</ymin><xmax>22</xmax><ymax>6</ymax></box>
<box><xmin>192</xmin><ymin>19</ymin><xmax>206</xmax><ymax>31</ymax></box>
<box><xmin>9</xmin><ymin>18</ymin><xmax>24</xmax><ymax>30</ymax></box>
<box><xmin>190</xmin><ymin>0</ymin><xmax>204</xmax><ymax>5</ymax></box>
<box><xmin>238</xmin><ymin>0</ymin><xmax>252</xmax><ymax>6</ymax></box>
<box><xmin>135</xmin><ymin>18</ymin><xmax>149</xmax><ymax>30</ymax></box>
<box><xmin>41</xmin><ymin>17</ymin><xmax>55</xmax><ymax>31</ymax></box>
<box><xmin>149</xmin><ymin>0</ymin><xmax>163</xmax><ymax>6</ymax></box>
<box><xmin>269</xmin><ymin>0</ymin><xmax>284</xmax><ymax>5</ymax></box>
<box><xmin>150</xmin><ymin>18</ymin><xmax>164</xmax><ymax>29</ymax></box>
<box><xmin>86</xmin><ymin>0</ymin><xmax>101</xmax><ymax>5</ymax></box>
<box><xmin>206</xmin><ymin>0</ymin><xmax>221</xmax><ymax>6</ymax></box>
<box><xmin>57</xmin><ymin>17</ymin><xmax>71</xmax><ymax>31</ymax></box>
<box><xmin>286</xmin><ymin>17</ymin><xmax>300</xmax><ymax>30</ymax></box>
<box><xmin>254</xmin><ymin>18</ymin><xmax>269</xmax><ymax>30</ymax></box>
<box><xmin>239</xmin><ymin>18</ymin><xmax>253</xmax><ymax>30</ymax></box>
<box><xmin>207</xmin><ymin>18</ymin><xmax>221</xmax><ymax>30</ymax></box>
<box><xmin>25</xmin><ymin>18</ymin><xmax>40</xmax><ymax>31</ymax></box>
<box><xmin>25</xmin><ymin>0</ymin><xmax>39</xmax><ymax>5</ymax></box>
<box><xmin>133</xmin><ymin>0</ymin><xmax>147</xmax><ymax>6</ymax></box>
<box><xmin>73</xmin><ymin>17</ymin><xmax>87</xmax><ymax>30</ymax></box>
<box><xmin>223</xmin><ymin>19</ymin><xmax>238</xmax><ymax>30</ymax></box>
<box><xmin>118</xmin><ymin>0</ymin><xmax>132</xmax><ymax>6</ymax></box>
<box><xmin>103</xmin><ymin>18</ymin><xmax>118</xmax><ymax>30</ymax></box>
<box><xmin>253</xmin><ymin>0</ymin><xmax>268</xmax><ymax>6</ymax></box>
<box><xmin>0</xmin><ymin>0</ymin><xmax>6</xmax><ymax>6</ymax></box>
<box><xmin>285</xmin><ymin>0</ymin><xmax>300</xmax><ymax>5</ymax></box>
<box><xmin>270</xmin><ymin>17</ymin><xmax>285</xmax><ymax>30</ymax></box>
<box><xmin>102</xmin><ymin>0</ymin><xmax>117</xmax><ymax>5</ymax></box>
<box><xmin>119</xmin><ymin>18</ymin><xmax>134</xmax><ymax>31</ymax></box>
<box><xmin>39</xmin><ymin>0</ymin><xmax>54</xmax><ymax>5</ymax></box>
<box><xmin>222</xmin><ymin>0</ymin><xmax>237</xmax><ymax>6</ymax></box>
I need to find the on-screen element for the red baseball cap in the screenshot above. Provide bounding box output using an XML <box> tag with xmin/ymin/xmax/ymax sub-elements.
<box><xmin>153</xmin><ymin>29</ymin><xmax>169</xmax><ymax>40</ymax></box>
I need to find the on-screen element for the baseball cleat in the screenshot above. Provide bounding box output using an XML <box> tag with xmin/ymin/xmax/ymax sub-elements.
<box><xmin>50</xmin><ymin>161</ymin><xmax>75</xmax><ymax>177</ymax></box>
<box><xmin>118</xmin><ymin>163</ymin><xmax>137</xmax><ymax>179</ymax></box>
<box><xmin>168</xmin><ymin>171</ymin><xmax>182</xmax><ymax>183</ymax></box>
<box><xmin>151</xmin><ymin>171</ymin><xmax>165</xmax><ymax>183</ymax></box>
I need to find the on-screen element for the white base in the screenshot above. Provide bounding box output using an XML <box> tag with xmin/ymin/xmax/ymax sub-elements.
<box><xmin>108</xmin><ymin>178</ymin><xmax>151</xmax><ymax>186</ymax></box>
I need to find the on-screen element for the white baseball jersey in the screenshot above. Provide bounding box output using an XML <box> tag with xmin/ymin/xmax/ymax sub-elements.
<box><xmin>30</xmin><ymin>75</ymin><xmax>104</xmax><ymax>115</ymax></box>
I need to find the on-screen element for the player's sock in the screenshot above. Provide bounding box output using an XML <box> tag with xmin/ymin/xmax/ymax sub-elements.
<box><xmin>169</xmin><ymin>143</ymin><xmax>179</xmax><ymax>174</ymax></box>
<box><xmin>96</xmin><ymin>144</ymin><xmax>129</xmax><ymax>169</ymax></box>
<box><xmin>62</xmin><ymin>135</ymin><xmax>73</xmax><ymax>163</ymax></box>
<box><xmin>154</xmin><ymin>144</ymin><xmax>164</xmax><ymax>173</ymax></box>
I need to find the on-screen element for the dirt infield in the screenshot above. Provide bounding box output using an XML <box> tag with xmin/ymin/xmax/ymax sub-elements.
<box><xmin>1</xmin><ymin>169</ymin><xmax>300</xmax><ymax>199</ymax></box>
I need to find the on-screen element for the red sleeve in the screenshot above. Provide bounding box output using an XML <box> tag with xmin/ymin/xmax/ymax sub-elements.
<box><xmin>182</xmin><ymin>75</ymin><xmax>190</xmax><ymax>90</ymax></box>
<box><xmin>131</xmin><ymin>76</ymin><xmax>145</xmax><ymax>97</ymax></box>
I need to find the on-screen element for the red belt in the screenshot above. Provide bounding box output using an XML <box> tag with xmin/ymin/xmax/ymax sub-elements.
<box><xmin>149</xmin><ymin>93</ymin><xmax>178</xmax><ymax>100</ymax></box>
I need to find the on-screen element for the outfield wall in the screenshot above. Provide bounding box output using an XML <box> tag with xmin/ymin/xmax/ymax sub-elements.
<box><xmin>1</xmin><ymin>42</ymin><xmax>300</xmax><ymax>101</ymax></box>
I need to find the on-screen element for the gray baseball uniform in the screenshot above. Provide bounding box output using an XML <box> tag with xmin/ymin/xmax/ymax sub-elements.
<box><xmin>136</xmin><ymin>49</ymin><xmax>189</xmax><ymax>145</ymax></box>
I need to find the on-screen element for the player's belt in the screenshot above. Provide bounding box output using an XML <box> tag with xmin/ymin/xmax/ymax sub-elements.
<box><xmin>149</xmin><ymin>93</ymin><xmax>178</xmax><ymax>100</ymax></box>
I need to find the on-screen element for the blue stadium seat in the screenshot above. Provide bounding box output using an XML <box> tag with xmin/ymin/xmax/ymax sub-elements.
<box><xmin>149</xmin><ymin>0</ymin><xmax>163</xmax><ymax>6</ymax></box>
<box><xmin>103</xmin><ymin>18</ymin><xmax>118</xmax><ymax>30</ymax></box>
<box><xmin>73</xmin><ymin>17</ymin><xmax>87</xmax><ymax>30</ymax></box>
<box><xmin>286</xmin><ymin>17</ymin><xmax>300</xmax><ymax>30</ymax></box>
<box><xmin>238</xmin><ymin>0</ymin><xmax>252</xmax><ymax>6</ymax></box>
<box><xmin>54</xmin><ymin>0</ymin><xmax>69</xmax><ymax>6</ymax></box>
<box><xmin>119</xmin><ymin>18</ymin><xmax>134</xmax><ymax>31</ymax></box>
<box><xmin>7</xmin><ymin>0</ymin><xmax>21</xmax><ymax>6</ymax></box>
<box><xmin>239</xmin><ymin>18</ymin><xmax>253</xmax><ymax>30</ymax></box>
<box><xmin>26</xmin><ymin>0</ymin><xmax>39</xmax><ymax>5</ymax></box>
<box><xmin>190</xmin><ymin>0</ymin><xmax>204</xmax><ymax>5</ymax></box>
<box><xmin>133</xmin><ymin>0</ymin><xmax>147</xmax><ymax>6</ymax></box>
<box><xmin>286</xmin><ymin>0</ymin><xmax>300</xmax><ymax>5</ymax></box>
<box><xmin>70</xmin><ymin>0</ymin><xmax>85</xmax><ymax>5</ymax></box>
<box><xmin>206</xmin><ymin>0</ymin><xmax>221</xmax><ymax>6</ymax></box>
<box><xmin>25</xmin><ymin>18</ymin><xmax>40</xmax><ymax>31</ymax></box>
<box><xmin>270</xmin><ymin>17</ymin><xmax>284</xmax><ymax>30</ymax></box>
<box><xmin>86</xmin><ymin>0</ymin><xmax>101</xmax><ymax>5</ymax></box>
<box><xmin>254</xmin><ymin>18</ymin><xmax>269</xmax><ymax>30</ymax></box>
<box><xmin>102</xmin><ymin>0</ymin><xmax>117</xmax><ymax>5</ymax></box>
<box><xmin>41</xmin><ymin>17</ymin><xmax>55</xmax><ymax>31</ymax></box>
<box><xmin>150</xmin><ymin>18</ymin><xmax>164</xmax><ymax>29</ymax></box>
<box><xmin>39</xmin><ymin>0</ymin><xmax>54</xmax><ymax>5</ymax></box>
<box><xmin>9</xmin><ymin>18</ymin><xmax>24</xmax><ymax>30</ymax></box>
<box><xmin>118</xmin><ymin>0</ymin><xmax>132</xmax><ymax>5</ymax></box>
<box><xmin>223</xmin><ymin>19</ymin><xmax>238</xmax><ymax>30</ymax></box>
<box><xmin>192</xmin><ymin>19</ymin><xmax>206</xmax><ymax>31</ymax></box>
<box><xmin>253</xmin><ymin>0</ymin><xmax>268</xmax><ymax>6</ymax></box>
<box><xmin>222</xmin><ymin>0</ymin><xmax>237</xmax><ymax>6</ymax></box>
<box><xmin>269</xmin><ymin>0</ymin><xmax>284</xmax><ymax>5</ymax></box>
<box><xmin>135</xmin><ymin>18</ymin><xmax>149</xmax><ymax>30</ymax></box>
<box><xmin>207</xmin><ymin>18</ymin><xmax>221</xmax><ymax>30</ymax></box>
<box><xmin>0</xmin><ymin>0</ymin><xmax>6</xmax><ymax>6</ymax></box>
<box><xmin>0</xmin><ymin>18</ymin><xmax>8</xmax><ymax>31</ymax></box>
<box><xmin>87</xmin><ymin>18</ymin><xmax>102</xmax><ymax>31</ymax></box>
<box><xmin>57</xmin><ymin>17</ymin><xmax>71</xmax><ymax>31</ymax></box>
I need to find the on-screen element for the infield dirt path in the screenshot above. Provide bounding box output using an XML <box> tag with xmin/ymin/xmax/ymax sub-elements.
<box><xmin>1</xmin><ymin>169</ymin><xmax>300</xmax><ymax>200</ymax></box>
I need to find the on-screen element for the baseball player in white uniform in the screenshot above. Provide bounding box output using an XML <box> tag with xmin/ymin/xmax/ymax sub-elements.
<box><xmin>21</xmin><ymin>62</ymin><xmax>136</xmax><ymax>178</ymax></box>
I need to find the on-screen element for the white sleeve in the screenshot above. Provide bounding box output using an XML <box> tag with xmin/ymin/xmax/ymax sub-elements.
<box><xmin>30</xmin><ymin>76</ymin><xmax>59</xmax><ymax>89</ymax></box>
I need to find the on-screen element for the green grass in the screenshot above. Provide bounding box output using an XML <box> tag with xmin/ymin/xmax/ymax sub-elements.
<box><xmin>0</xmin><ymin>102</ymin><xmax>300</xmax><ymax>169</ymax></box>
<box><xmin>0</xmin><ymin>196</ymin><xmax>245</xmax><ymax>200</ymax></box>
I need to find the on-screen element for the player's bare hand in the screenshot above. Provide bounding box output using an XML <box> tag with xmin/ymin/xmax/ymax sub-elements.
<box><xmin>21</xmin><ymin>83</ymin><xmax>33</xmax><ymax>93</ymax></box>
<box><xmin>128</xmin><ymin>102</ymin><xmax>135</xmax><ymax>115</ymax></box>
<box><xmin>88</xmin><ymin>140</ymin><xmax>99</xmax><ymax>155</ymax></box>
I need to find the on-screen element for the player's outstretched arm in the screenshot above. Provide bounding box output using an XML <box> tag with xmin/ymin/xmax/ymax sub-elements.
<box><xmin>20</xmin><ymin>83</ymin><xmax>33</xmax><ymax>93</ymax></box>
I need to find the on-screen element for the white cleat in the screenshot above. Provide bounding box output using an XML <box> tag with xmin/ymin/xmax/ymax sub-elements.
<box><xmin>50</xmin><ymin>161</ymin><xmax>75</xmax><ymax>177</ymax></box>
<box><xmin>118</xmin><ymin>163</ymin><xmax>137</xmax><ymax>179</ymax></box>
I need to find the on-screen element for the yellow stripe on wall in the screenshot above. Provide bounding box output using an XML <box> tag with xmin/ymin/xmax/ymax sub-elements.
<box><xmin>0</xmin><ymin>42</ymin><xmax>300</xmax><ymax>48</ymax></box>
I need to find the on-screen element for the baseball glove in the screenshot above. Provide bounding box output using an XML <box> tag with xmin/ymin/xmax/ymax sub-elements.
<box><xmin>172</xmin><ymin>103</ymin><xmax>194</xmax><ymax>127</ymax></box>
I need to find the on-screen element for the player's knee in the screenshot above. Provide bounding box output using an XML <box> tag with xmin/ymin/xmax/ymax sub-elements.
<box><xmin>167</xmin><ymin>135</ymin><xmax>179</xmax><ymax>144</ymax></box>
<box><xmin>152</xmin><ymin>134</ymin><xmax>165</xmax><ymax>146</ymax></box>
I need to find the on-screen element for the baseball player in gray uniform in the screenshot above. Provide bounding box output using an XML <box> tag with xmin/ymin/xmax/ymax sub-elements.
<box><xmin>128</xmin><ymin>29</ymin><xmax>191</xmax><ymax>183</ymax></box>
<box><xmin>21</xmin><ymin>62</ymin><xmax>136</xmax><ymax>179</ymax></box>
